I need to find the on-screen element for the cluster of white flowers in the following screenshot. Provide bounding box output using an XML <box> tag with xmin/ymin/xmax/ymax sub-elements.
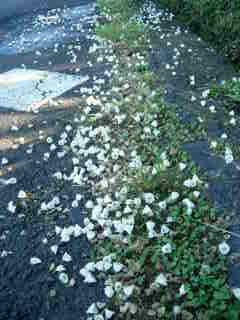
<box><xmin>183</xmin><ymin>174</ymin><xmax>201</xmax><ymax>188</ymax></box>
<box><xmin>40</xmin><ymin>196</ymin><xmax>60</xmax><ymax>211</ymax></box>
<box><xmin>86</xmin><ymin>302</ymin><xmax>115</xmax><ymax>320</ymax></box>
<box><xmin>225</xmin><ymin>147</ymin><xmax>234</xmax><ymax>164</ymax></box>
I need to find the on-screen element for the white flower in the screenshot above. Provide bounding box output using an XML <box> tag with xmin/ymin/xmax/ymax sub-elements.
<box><xmin>50</xmin><ymin>245</ymin><xmax>58</xmax><ymax>255</ymax></box>
<box><xmin>202</xmin><ymin>89</ymin><xmax>210</xmax><ymax>98</ymax></box>
<box><xmin>209</xmin><ymin>105</ymin><xmax>216</xmax><ymax>113</ymax></box>
<box><xmin>5</xmin><ymin>177</ymin><xmax>17</xmax><ymax>185</ymax></box>
<box><xmin>219</xmin><ymin>241</ymin><xmax>230</xmax><ymax>255</ymax></box>
<box><xmin>18</xmin><ymin>190</ymin><xmax>27</xmax><ymax>199</ymax></box>
<box><xmin>95</xmin><ymin>261</ymin><xmax>104</xmax><ymax>272</ymax></box>
<box><xmin>105</xmin><ymin>286</ymin><xmax>115</xmax><ymax>298</ymax></box>
<box><xmin>155</xmin><ymin>273</ymin><xmax>167</xmax><ymax>286</ymax></box>
<box><xmin>123</xmin><ymin>285</ymin><xmax>134</xmax><ymax>297</ymax></box>
<box><xmin>86</xmin><ymin>303</ymin><xmax>98</xmax><ymax>314</ymax></box>
<box><xmin>182</xmin><ymin>198</ymin><xmax>195</xmax><ymax>214</ymax></box>
<box><xmin>193</xmin><ymin>191</ymin><xmax>200</xmax><ymax>198</ymax></box>
<box><xmin>73</xmin><ymin>224</ymin><xmax>82</xmax><ymax>237</ymax></box>
<box><xmin>183</xmin><ymin>175</ymin><xmax>201</xmax><ymax>188</ymax></box>
<box><xmin>58</xmin><ymin>272</ymin><xmax>69</xmax><ymax>284</ymax></box>
<box><xmin>161</xmin><ymin>224</ymin><xmax>170</xmax><ymax>235</ymax></box>
<box><xmin>30</xmin><ymin>257</ymin><xmax>42</xmax><ymax>265</ymax></box>
<box><xmin>113</xmin><ymin>262</ymin><xmax>124</xmax><ymax>273</ymax></box>
<box><xmin>7</xmin><ymin>201</ymin><xmax>16</xmax><ymax>213</ymax></box>
<box><xmin>103</xmin><ymin>255</ymin><xmax>113</xmax><ymax>271</ymax></box>
<box><xmin>86</xmin><ymin>230</ymin><xmax>96</xmax><ymax>240</ymax></box>
<box><xmin>1</xmin><ymin>157</ymin><xmax>8</xmax><ymax>165</ymax></box>
<box><xmin>210</xmin><ymin>141</ymin><xmax>218</xmax><ymax>149</ymax></box>
<box><xmin>225</xmin><ymin>147</ymin><xmax>234</xmax><ymax>164</ymax></box>
<box><xmin>230</xmin><ymin>118</ymin><xmax>236</xmax><ymax>126</ymax></box>
<box><xmin>179</xmin><ymin>284</ymin><xmax>186</xmax><ymax>296</ymax></box>
<box><xmin>158</xmin><ymin>201</ymin><xmax>167</xmax><ymax>211</ymax></box>
<box><xmin>162</xmin><ymin>243</ymin><xmax>172</xmax><ymax>254</ymax></box>
<box><xmin>232</xmin><ymin>288</ymin><xmax>240</xmax><ymax>300</ymax></box>
<box><xmin>62</xmin><ymin>252</ymin><xmax>72</xmax><ymax>262</ymax></box>
<box><xmin>60</xmin><ymin>228</ymin><xmax>71</xmax><ymax>243</ymax></box>
<box><xmin>143</xmin><ymin>205</ymin><xmax>153</xmax><ymax>216</ymax></box>
<box><xmin>173</xmin><ymin>305</ymin><xmax>181</xmax><ymax>315</ymax></box>
<box><xmin>55</xmin><ymin>265</ymin><xmax>65</xmax><ymax>272</ymax></box>
<box><xmin>143</xmin><ymin>193</ymin><xmax>155</xmax><ymax>204</ymax></box>
<box><xmin>167</xmin><ymin>192</ymin><xmax>179</xmax><ymax>203</ymax></box>
<box><xmin>105</xmin><ymin>309</ymin><xmax>115</xmax><ymax>319</ymax></box>
<box><xmin>79</xmin><ymin>269</ymin><xmax>96</xmax><ymax>283</ymax></box>
<box><xmin>146</xmin><ymin>221</ymin><xmax>157</xmax><ymax>238</ymax></box>
<box><xmin>85</xmin><ymin>262</ymin><xmax>96</xmax><ymax>272</ymax></box>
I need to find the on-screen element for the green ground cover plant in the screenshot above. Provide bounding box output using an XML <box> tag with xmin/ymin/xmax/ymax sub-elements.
<box><xmin>150</xmin><ymin>0</ymin><xmax>240</xmax><ymax>66</ymax></box>
<box><xmin>79</xmin><ymin>0</ymin><xmax>240</xmax><ymax>318</ymax></box>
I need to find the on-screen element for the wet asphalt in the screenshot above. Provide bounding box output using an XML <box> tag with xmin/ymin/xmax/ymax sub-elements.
<box><xmin>0</xmin><ymin>1</ymin><xmax>109</xmax><ymax>319</ymax></box>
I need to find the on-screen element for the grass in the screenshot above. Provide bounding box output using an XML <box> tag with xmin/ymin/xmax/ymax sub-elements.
<box><xmin>86</xmin><ymin>0</ymin><xmax>240</xmax><ymax>318</ymax></box>
<box><xmin>150</xmin><ymin>0</ymin><xmax>240</xmax><ymax>67</ymax></box>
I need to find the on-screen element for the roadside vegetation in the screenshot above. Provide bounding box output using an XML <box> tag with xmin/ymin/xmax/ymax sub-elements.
<box><xmin>76</xmin><ymin>0</ymin><xmax>240</xmax><ymax>319</ymax></box>
<box><xmin>211</xmin><ymin>79</ymin><xmax>240</xmax><ymax>107</ymax></box>
<box><xmin>151</xmin><ymin>0</ymin><xmax>240</xmax><ymax>67</ymax></box>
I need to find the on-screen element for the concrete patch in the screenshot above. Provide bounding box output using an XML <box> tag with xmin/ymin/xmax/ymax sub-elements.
<box><xmin>0</xmin><ymin>68</ymin><xmax>88</xmax><ymax>111</ymax></box>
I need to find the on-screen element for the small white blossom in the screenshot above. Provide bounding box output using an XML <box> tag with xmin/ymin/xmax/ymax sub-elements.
<box><xmin>30</xmin><ymin>257</ymin><xmax>42</xmax><ymax>265</ymax></box>
<box><xmin>219</xmin><ymin>241</ymin><xmax>230</xmax><ymax>255</ymax></box>
<box><xmin>58</xmin><ymin>272</ymin><xmax>69</xmax><ymax>284</ymax></box>
<box><xmin>143</xmin><ymin>193</ymin><xmax>155</xmax><ymax>204</ymax></box>
<box><xmin>62</xmin><ymin>252</ymin><xmax>72</xmax><ymax>262</ymax></box>
<box><xmin>162</xmin><ymin>243</ymin><xmax>172</xmax><ymax>254</ymax></box>
<box><xmin>123</xmin><ymin>285</ymin><xmax>135</xmax><ymax>297</ymax></box>
<box><xmin>146</xmin><ymin>221</ymin><xmax>157</xmax><ymax>238</ymax></box>
<box><xmin>158</xmin><ymin>201</ymin><xmax>167</xmax><ymax>211</ymax></box>
<box><xmin>86</xmin><ymin>303</ymin><xmax>98</xmax><ymax>314</ymax></box>
<box><xmin>105</xmin><ymin>309</ymin><xmax>115</xmax><ymax>319</ymax></box>
<box><xmin>155</xmin><ymin>273</ymin><xmax>167</xmax><ymax>286</ymax></box>
<box><xmin>105</xmin><ymin>285</ymin><xmax>114</xmax><ymax>298</ymax></box>
<box><xmin>18</xmin><ymin>190</ymin><xmax>27</xmax><ymax>199</ymax></box>
<box><xmin>232</xmin><ymin>288</ymin><xmax>240</xmax><ymax>300</ymax></box>
<box><xmin>225</xmin><ymin>147</ymin><xmax>234</xmax><ymax>164</ymax></box>
<box><xmin>50</xmin><ymin>245</ymin><xmax>58</xmax><ymax>255</ymax></box>
<box><xmin>179</xmin><ymin>284</ymin><xmax>186</xmax><ymax>296</ymax></box>
<box><xmin>7</xmin><ymin>201</ymin><xmax>16</xmax><ymax>213</ymax></box>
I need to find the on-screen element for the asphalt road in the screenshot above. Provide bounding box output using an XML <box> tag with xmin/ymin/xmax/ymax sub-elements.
<box><xmin>0</xmin><ymin>1</ymin><xmax>110</xmax><ymax>319</ymax></box>
<box><xmin>0</xmin><ymin>0</ymin><xmax>94</xmax><ymax>21</ymax></box>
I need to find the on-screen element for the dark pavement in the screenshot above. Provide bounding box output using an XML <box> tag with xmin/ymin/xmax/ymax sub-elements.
<box><xmin>0</xmin><ymin>1</ymin><xmax>111</xmax><ymax>319</ymax></box>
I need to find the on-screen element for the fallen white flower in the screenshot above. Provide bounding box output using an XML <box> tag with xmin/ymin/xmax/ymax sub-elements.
<box><xmin>219</xmin><ymin>241</ymin><xmax>230</xmax><ymax>255</ymax></box>
<box><xmin>50</xmin><ymin>245</ymin><xmax>58</xmax><ymax>255</ymax></box>
<box><xmin>232</xmin><ymin>288</ymin><xmax>240</xmax><ymax>300</ymax></box>
<box><xmin>123</xmin><ymin>285</ymin><xmax>134</xmax><ymax>297</ymax></box>
<box><xmin>7</xmin><ymin>201</ymin><xmax>16</xmax><ymax>213</ymax></box>
<box><xmin>155</xmin><ymin>273</ymin><xmax>167</xmax><ymax>287</ymax></box>
<box><xmin>55</xmin><ymin>265</ymin><xmax>66</xmax><ymax>272</ymax></box>
<box><xmin>58</xmin><ymin>272</ymin><xmax>69</xmax><ymax>284</ymax></box>
<box><xmin>105</xmin><ymin>309</ymin><xmax>115</xmax><ymax>319</ymax></box>
<box><xmin>30</xmin><ymin>257</ymin><xmax>42</xmax><ymax>265</ymax></box>
<box><xmin>104</xmin><ymin>286</ymin><xmax>114</xmax><ymax>298</ymax></box>
<box><xmin>18</xmin><ymin>190</ymin><xmax>27</xmax><ymax>199</ymax></box>
<box><xmin>62</xmin><ymin>252</ymin><xmax>72</xmax><ymax>262</ymax></box>
<box><xmin>86</xmin><ymin>303</ymin><xmax>98</xmax><ymax>314</ymax></box>
<box><xmin>162</xmin><ymin>243</ymin><xmax>172</xmax><ymax>254</ymax></box>
<box><xmin>179</xmin><ymin>284</ymin><xmax>186</xmax><ymax>296</ymax></box>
